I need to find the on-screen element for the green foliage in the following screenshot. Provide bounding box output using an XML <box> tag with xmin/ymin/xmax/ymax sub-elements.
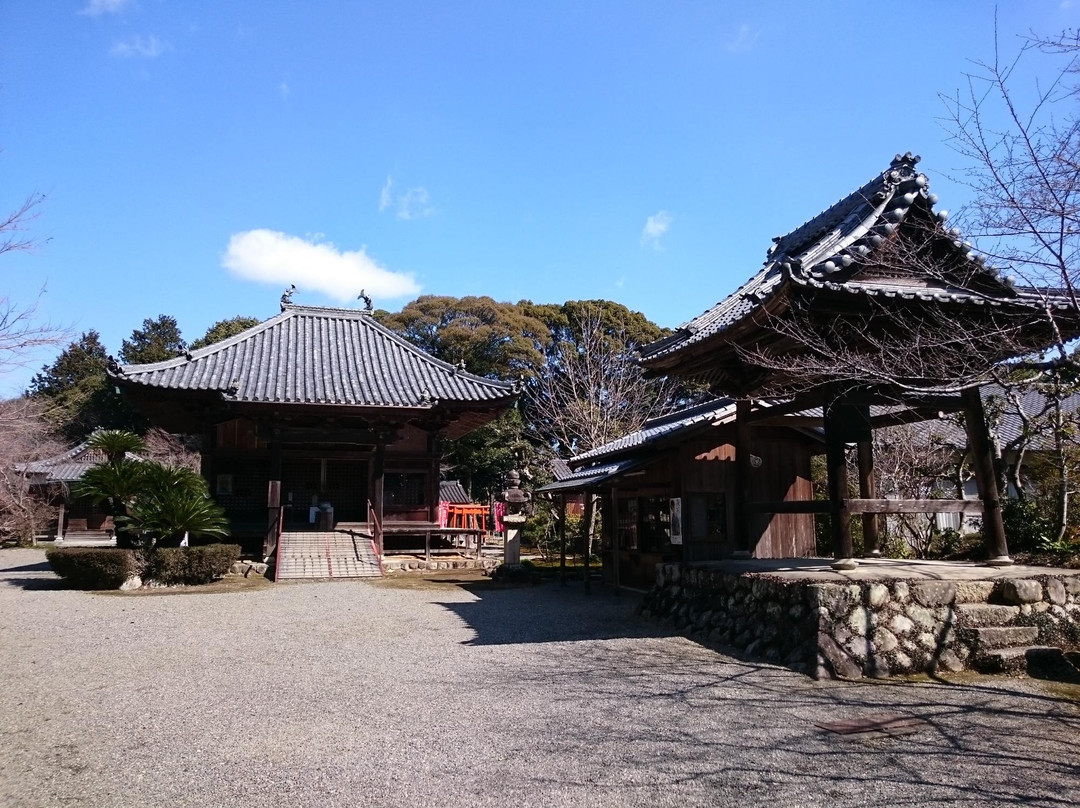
<box><xmin>26</xmin><ymin>331</ymin><xmax>142</xmax><ymax>440</ymax></box>
<box><xmin>150</xmin><ymin>544</ymin><xmax>240</xmax><ymax>584</ymax></box>
<box><xmin>377</xmin><ymin>295</ymin><xmax>549</xmax><ymax>379</ymax></box>
<box><xmin>119</xmin><ymin>314</ymin><xmax>186</xmax><ymax>365</ymax></box>
<box><xmin>1002</xmin><ymin>498</ymin><xmax>1057</xmax><ymax>554</ymax></box>
<box><xmin>86</xmin><ymin>429</ymin><xmax>146</xmax><ymax>464</ymax></box>
<box><xmin>120</xmin><ymin>464</ymin><xmax>229</xmax><ymax>548</ymax></box>
<box><xmin>75</xmin><ymin>434</ymin><xmax>228</xmax><ymax>550</ymax></box>
<box><xmin>46</xmin><ymin>547</ymin><xmax>137</xmax><ymax>589</ymax></box>
<box><xmin>189</xmin><ymin>316</ymin><xmax>260</xmax><ymax>350</ymax></box>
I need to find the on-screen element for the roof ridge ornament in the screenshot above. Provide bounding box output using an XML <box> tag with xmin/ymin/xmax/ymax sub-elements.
<box><xmin>280</xmin><ymin>284</ymin><xmax>296</xmax><ymax>311</ymax></box>
<box><xmin>358</xmin><ymin>289</ymin><xmax>374</xmax><ymax>311</ymax></box>
<box><xmin>890</xmin><ymin>151</ymin><xmax>921</xmax><ymax>168</ymax></box>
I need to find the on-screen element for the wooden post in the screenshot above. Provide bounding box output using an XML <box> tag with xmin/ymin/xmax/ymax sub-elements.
<box><xmin>962</xmin><ymin>387</ymin><xmax>1012</xmax><ymax>565</ymax></box>
<box><xmin>559</xmin><ymin>494</ymin><xmax>567</xmax><ymax>587</ymax></box>
<box><xmin>55</xmin><ymin>502</ymin><xmax>65</xmax><ymax>540</ymax></box>
<box><xmin>583</xmin><ymin>493</ymin><xmax>594</xmax><ymax>592</ymax></box>
<box><xmin>373</xmin><ymin>442</ymin><xmax>385</xmax><ymax>557</ymax></box>
<box><xmin>825</xmin><ymin>402</ymin><xmax>856</xmax><ymax>570</ymax></box>
<box><xmin>857</xmin><ymin>440</ymin><xmax>881</xmax><ymax>557</ymax></box>
<box><xmin>611</xmin><ymin>486</ymin><xmax>620</xmax><ymax>596</ymax></box>
<box><xmin>425</xmin><ymin>531</ymin><xmax>431</xmax><ymax>563</ymax></box>
<box><xmin>266</xmin><ymin>438</ymin><xmax>283</xmax><ymax>559</ymax></box>
<box><xmin>733</xmin><ymin>399</ymin><xmax>753</xmax><ymax>558</ymax></box>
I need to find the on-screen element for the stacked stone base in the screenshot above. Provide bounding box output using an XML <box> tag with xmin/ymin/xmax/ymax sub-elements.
<box><xmin>382</xmin><ymin>557</ymin><xmax>499</xmax><ymax>573</ymax></box>
<box><xmin>639</xmin><ymin>563</ymin><xmax>1080</xmax><ymax>679</ymax></box>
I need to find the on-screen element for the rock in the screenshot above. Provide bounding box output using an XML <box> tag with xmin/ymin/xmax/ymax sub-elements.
<box><xmin>868</xmin><ymin>583</ymin><xmax>890</xmax><ymax>608</ymax></box>
<box><xmin>1033</xmin><ymin>602</ymin><xmax>1050</xmax><ymax>614</ymax></box>
<box><xmin>873</xmin><ymin>628</ymin><xmax>899</xmax><ymax>653</ymax></box>
<box><xmin>955</xmin><ymin>603</ymin><xmax>1020</xmax><ymax>626</ymax></box>
<box><xmin>935</xmin><ymin>648</ymin><xmax>965</xmax><ymax>672</ymax></box>
<box><xmin>119</xmin><ymin>575</ymin><xmax>142</xmax><ymax>591</ymax></box>
<box><xmin>847</xmin><ymin>607</ymin><xmax>870</xmax><ymax>635</ymax></box>
<box><xmin>1046</xmin><ymin>579</ymin><xmax>1067</xmax><ymax>606</ymax></box>
<box><xmin>912</xmin><ymin>581</ymin><xmax>957</xmax><ymax>607</ymax></box>
<box><xmin>892</xmin><ymin>651</ymin><xmax>914</xmax><ymax>673</ymax></box>
<box><xmin>1020</xmin><ymin>604</ymin><xmax>1033</xmax><ymax>616</ymax></box>
<box><xmin>907</xmin><ymin>604</ymin><xmax>937</xmax><ymax>631</ymax></box>
<box><xmin>229</xmin><ymin>562</ymin><xmax>247</xmax><ymax>575</ymax></box>
<box><xmin>918</xmin><ymin>632</ymin><xmax>940</xmax><ymax>651</ymax></box>
<box><xmin>817</xmin><ymin>634</ymin><xmax>862</xmax><ymax>679</ymax></box>
<box><xmin>892</xmin><ymin>581</ymin><xmax>910</xmax><ymax>603</ymax></box>
<box><xmin>845</xmin><ymin>636</ymin><xmax>869</xmax><ymax>662</ymax></box>
<box><xmin>1063</xmin><ymin>576</ymin><xmax>1080</xmax><ymax>596</ymax></box>
<box><xmin>1000</xmin><ymin>579</ymin><xmax>1043</xmax><ymax>604</ymax></box>
<box><xmin>890</xmin><ymin>614</ymin><xmax>915</xmax><ymax>636</ymax></box>
<box><xmin>955</xmin><ymin>581</ymin><xmax>995</xmax><ymax>603</ymax></box>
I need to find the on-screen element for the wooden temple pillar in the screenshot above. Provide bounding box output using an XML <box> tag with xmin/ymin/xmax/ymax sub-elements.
<box><xmin>559</xmin><ymin>493</ymin><xmax>567</xmax><ymax>587</ymax></box>
<box><xmin>962</xmin><ymin>387</ymin><xmax>1012</xmax><ymax>566</ymax></box>
<box><xmin>610</xmin><ymin>485</ymin><xmax>621</xmax><ymax>596</ymax></box>
<box><xmin>732</xmin><ymin>399</ymin><xmax>753</xmax><ymax>558</ymax></box>
<box><xmin>583</xmin><ymin>493</ymin><xmax>595</xmax><ymax>593</ymax></box>
<box><xmin>824</xmin><ymin>401</ymin><xmax>858</xmax><ymax>570</ymax></box>
<box><xmin>264</xmin><ymin>438</ymin><xmax>283</xmax><ymax>560</ymax></box>
<box><xmin>372</xmin><ymin>442</ymin><xmax>386</xmax><ymax>556</ymax></box>
<box><xmin>857</xmin><ymin>439</ymin><xmax>881</xmax><ymax>557</ymax></box>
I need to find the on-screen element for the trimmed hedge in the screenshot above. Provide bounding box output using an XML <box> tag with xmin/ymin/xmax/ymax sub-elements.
<box><xmin>150</xmin><ymin>544</ymin><xmax>241</xmax><ymax>585</ymax></box>
<box><xmin>46</xmin><ymin>548</ymin><xmax>138</xmax><ymax>589</ymax></box>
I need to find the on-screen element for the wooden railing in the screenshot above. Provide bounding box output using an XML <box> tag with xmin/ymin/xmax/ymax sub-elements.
<box><xmin>368</xmin><ymin>499</ymin><xmax>383</xmax><ymax>557</ymax></box>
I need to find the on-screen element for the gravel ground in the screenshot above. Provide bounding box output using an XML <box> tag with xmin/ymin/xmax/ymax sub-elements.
<box><xmin>2</xmin><ymin>547</ymin><xmax>1078</xmax><ymax>808</ymax></box>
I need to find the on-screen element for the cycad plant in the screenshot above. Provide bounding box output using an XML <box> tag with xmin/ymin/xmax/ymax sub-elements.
<box><xmin>120</xmin><ymin>463</ymin><xmax>228</xmax><ymax>548</ymax></box>
<box><xmin>74</xmin><ymin>430</ymin><xmax>228</xmax><ymax>551</ymax></box>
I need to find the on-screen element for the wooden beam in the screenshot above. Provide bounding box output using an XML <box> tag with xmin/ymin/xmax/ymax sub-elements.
<box><xmin>559</xmin><ymin>494</ymin><xmax>567</xmax><ymax>587</ymax></box>
<box><xmin>858</xmin><ymin>439</ymin><xmax>880</xmax><ymax>556</ymax></box>
<box><xmin>962</xmin><ymin>387</ymin><xmax>1011</xmax><ymax>564</ymax></box>
<box><xmin>846</xmin><ymin>499</ymin><xmax>983</xmax><ymax>514</ymax></box>
<box><xmin>747</xmin><ymin>500</ymin><xmax>831</xmax><ymax>514</ymax></box>
<box><xmin>610</xmin><ymin>487</ymin><xmax>620</xmax><ymax>596</ymax></box>
<box><xmin>733</xmin><ymin>400</ymin><xmax>753</xmax><ymax>557</ymax></box>
<box><xmin>824</xmin><ymin>401</ymin><xmax>854</xmax><ymax>566</ymax></box>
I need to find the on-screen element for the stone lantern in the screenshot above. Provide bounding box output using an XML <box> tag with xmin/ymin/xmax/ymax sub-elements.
<box><xmin>498</xmin><ymin>468</ymin><xmax>531</xmax><ymax>565</ymax></box>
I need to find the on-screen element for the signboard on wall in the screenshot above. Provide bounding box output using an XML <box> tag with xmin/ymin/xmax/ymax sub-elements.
<box><xmin>669</xmin><ymin>497</ymin><xmax>683</xmax><ymax>545</ymax></box>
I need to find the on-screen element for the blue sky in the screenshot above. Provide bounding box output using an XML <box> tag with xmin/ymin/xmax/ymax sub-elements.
<box><xmin>2</xmin><ymin>1</ymin><xmax>1078</xmax><ymax>394</ymax></box>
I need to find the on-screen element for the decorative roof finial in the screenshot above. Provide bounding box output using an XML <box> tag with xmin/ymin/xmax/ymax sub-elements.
<box><xmin>280</xmin><ymin>284</ymin><xmax>296</xmax><ymax>311</ymax></box>
<box><xmin>890</xmin><ymin>152</ymin><xmax>921</xmax><ymax>168</ymax></box>
<box><xmin>358</xmin><ymin>289</ymin><xmax>373</xmax><ymax>311</ymax></box>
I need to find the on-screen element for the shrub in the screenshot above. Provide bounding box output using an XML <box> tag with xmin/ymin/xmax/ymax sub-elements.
<box><xmin>150</xmin><ymin>543</ymin><xmax>240</xmax><ymax>585</ymax></box>
<box><xmin>1003</xmin><ymin>499</ymin><xmax>1057</xmax><ymax>553</ymax></box>
<box><xmin>46</xmin><ymin>548</ymin><xmax>137</xmax><ymax>589</ymax></box>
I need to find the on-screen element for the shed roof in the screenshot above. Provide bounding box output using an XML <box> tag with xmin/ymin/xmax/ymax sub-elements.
<box><xmin>111</xmin><ymin>304</ymin><xmax>517</xmax><ymax>411</ymax></box>
<box><xmin>19</xmin><ymin>437</ymin><xmax>140</xmax><ymax>484</ymax></box>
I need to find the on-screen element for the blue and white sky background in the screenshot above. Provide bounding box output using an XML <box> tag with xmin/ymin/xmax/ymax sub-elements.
<box><xmin>2</xmin><ymin>1</ymin><xmax>1079</xmax><ymax>393</ymax></box>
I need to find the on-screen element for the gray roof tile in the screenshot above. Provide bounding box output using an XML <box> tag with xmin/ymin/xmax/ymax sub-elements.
<box><xmin>112</xmin><ymin>304</ymin><xmax>517</xmax><ymax>409</ymax></box>
<box><xmin>640</xmin><ymin>153</ymin><xmax>1071</xmax><ymax>365</ymax></box>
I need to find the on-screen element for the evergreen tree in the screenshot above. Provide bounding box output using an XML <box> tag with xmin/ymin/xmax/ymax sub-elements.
<box><xmin>120</xmin><ymin>315</ymin><xmax>186</xmax><ymax>365</ymax></box>
<box><xmin>189</xmin><ymin>316</ymin><xmax>260</xmax><ymax>350</ymax></box>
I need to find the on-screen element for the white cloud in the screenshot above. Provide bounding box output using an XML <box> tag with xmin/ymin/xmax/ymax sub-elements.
<box><xmin>110</xmin><ymin>34</ymin><xmax>167</xmax><ymax>58</ymax></box>
<box><xmin>724</xmin><ymin>23</ymin><xmax>758</xmax><ymax>54</ymax></box>
<box><xmin>396</xmin><ymin>187</ymin><xmax>434</xmax><ymax>220</ymax></box>
<box><xmin>379</xmin><ymin>176</ymin><xmax>394</xmax><ymax>212</ymax></box>
<box><xmin>378</xmin><ymin>176</ymin><xmax>434</xmax><ymax>220</ymax></box>
<box><xmin>641</xmin><ymin>211</ymin><xmax>673</xmax><ymax>249</ymax></box>
<box><xmin>79</xmin><ymin>0</ymin><xmax>132</xmax><ymax>16</ymax></box>
<box><xmin>223</xmin><ymin>229</ymin><xmax>421</xmax><ymax>302</ymax></box>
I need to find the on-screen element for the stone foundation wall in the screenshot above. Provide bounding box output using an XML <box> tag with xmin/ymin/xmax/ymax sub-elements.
<box><xmin>639</xmin><ymin>563</ymin><xmax>1080</xmax><ymax>679</ymax></box>
<box><xmin>382</xmin><ymin>557</ymin><xmax>499</xmax><ymax>573</ymax></box>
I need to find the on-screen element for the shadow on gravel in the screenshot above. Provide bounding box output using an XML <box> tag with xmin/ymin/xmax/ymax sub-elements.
<box><xmin>0</xmin><ymin>575</ymin><xmax>66</xmax><ymax>591</ymax></box>
<box><xmin>436</xmin><ymin>578</ymin><xmax>684</xmax><ymax>645</ymax></box>
<box><xmin>2</xmin><ymin>561</ymin><xmax>53</xmax><ymax>573</ymax></box>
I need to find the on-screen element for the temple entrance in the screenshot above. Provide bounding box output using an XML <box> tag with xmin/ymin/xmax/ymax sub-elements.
<box><xmin>281</xmin><ymin>456</ymin><xmax>370</xmax><ymax>527</ymax></box>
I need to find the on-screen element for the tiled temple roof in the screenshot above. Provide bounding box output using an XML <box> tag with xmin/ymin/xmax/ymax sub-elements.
<box><xmin>640</xmin><ymin>153</ymin><xmax>1074</xmax><ymax>366</ymax></box>
<box><xmin>111</xmin><ymin>304</ymin><xmax>517</xmax><ymax>409</ymax></box>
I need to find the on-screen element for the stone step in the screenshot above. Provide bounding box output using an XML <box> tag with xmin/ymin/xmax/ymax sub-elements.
<box><xmin>955</xmin><ymin>604</ymin><xmax>1021</xmax><ymax>627</ymax></box>
<box><xmin>974</xmin><ymin>646</ymin><xmax>1080</xmax><ymax>680</ymax></box>
<box><xmin>965</xmin><ymin>626</ymin><xmax>1039</xmax><ymax>651</ymax></box>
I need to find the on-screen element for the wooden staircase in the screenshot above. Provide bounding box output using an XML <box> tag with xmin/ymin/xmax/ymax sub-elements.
<box><xmin>274</xmin><ymin>528</ymin><xmax>382</xmax><ymax>581</ymax></box>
